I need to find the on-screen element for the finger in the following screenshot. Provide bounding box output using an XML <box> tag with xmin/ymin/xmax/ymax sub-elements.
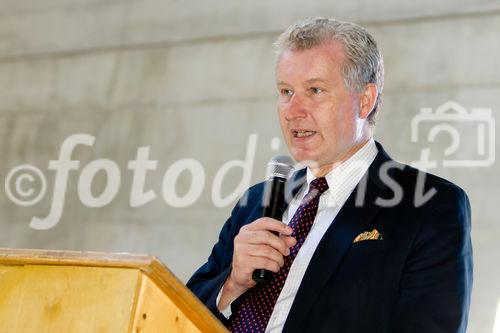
<box><xmin>240</xmin><ymin>230</ymin><xmax>290</xmax><ymax>256</ymax></box>
<box><xmin>234</xmin><ymin>242</ymin><xmax>280</xmax><ymax>264</ymax></box>
<box><xmin>250</xmin><ymin>256</ymin><xmax>281</xmax><ymax>273</ymax></box>
<box><xmin>248</xmin><ymin>244</ymin><xmax>285</xmax><ymax>267</ymax></box>
<box><xmin>282</xmin><ymin>236</ymin><xmax>297</xmax><ymax>248</ymax></box>
<box><xmin>245</xmin><ymin>217</ymin><xmax>293</xmax><ymax>235</ymax></box>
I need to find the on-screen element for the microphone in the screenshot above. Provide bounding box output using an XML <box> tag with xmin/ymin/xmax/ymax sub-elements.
<box><xmin>252</xmin><ymin>155</ymin><xmax>294</xmax><ymax>284</ymax></box>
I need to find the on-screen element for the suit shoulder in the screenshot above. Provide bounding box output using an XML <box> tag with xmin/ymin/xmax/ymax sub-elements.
<box><xmin>393</xmin><ymin>161</ymin><xmax>467</xmax><ymax>196</ymax></box>
<box><xmin>392</xmin><ymin>162</ymin><xmax>470</xmax><ymax>215</ymax></box>
<box><xmin>232</xmin><ymin>181</ymin><xmax>266</xmax><ymax>212</ymax></box>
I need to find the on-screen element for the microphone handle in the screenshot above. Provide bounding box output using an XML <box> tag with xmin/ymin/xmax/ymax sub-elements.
<box><xmin>252</xmin><ymin>176</ymin><xmax>287</xmax><ymax>284</ymax></box>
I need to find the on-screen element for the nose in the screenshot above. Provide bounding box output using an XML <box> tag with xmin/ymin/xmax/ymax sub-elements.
<box><xmin>284</xmin><ymin>93</ymin><xmax>307</xmax><ymax>121</ymax></box>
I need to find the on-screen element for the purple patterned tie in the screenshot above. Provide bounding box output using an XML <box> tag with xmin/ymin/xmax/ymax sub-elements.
<box><xmin>229</xmin><ymin>177</ymin><xmax>329</xmax><ymax>333</ymax></box>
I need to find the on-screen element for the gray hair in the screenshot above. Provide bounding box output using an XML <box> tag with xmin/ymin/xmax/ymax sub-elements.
<box><xmin>274</xmin><ymin>18</ymin><xmax>384</xmax><ymax>125</ymax></box>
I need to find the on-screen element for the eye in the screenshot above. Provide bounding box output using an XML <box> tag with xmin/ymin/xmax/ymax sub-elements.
<box><xmin>311</xmin><ymin>87</ymin><xmax>323</xmax><ymax>94</ymax></box>
<box><xmin>280</xmin><ymin>88</ymin><xmax>293</xmax><ymax>97</ymax></box>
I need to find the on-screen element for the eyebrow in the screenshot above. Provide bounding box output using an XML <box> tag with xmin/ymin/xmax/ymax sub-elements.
<box><xmin>305</xmin><ymin>78</ymin><xmax>327</xmax><ymax>84</ymax></box>
<box><xmin>276</xmin><ymin>78</ymin><xmax>327</xmax><ymax>86</ymax></box>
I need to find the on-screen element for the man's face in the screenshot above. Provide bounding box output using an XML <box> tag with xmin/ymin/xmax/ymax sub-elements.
<box><xmin>276</xmin><ymin>41</ymin><xmax>368</xmax><ymax>174</ymax></box>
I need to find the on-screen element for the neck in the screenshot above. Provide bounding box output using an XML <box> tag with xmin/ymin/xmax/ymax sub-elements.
<box><xmin>310</xmin><ymin>137</ymin><xmax>372</xmax><ymax>177</ymax></box>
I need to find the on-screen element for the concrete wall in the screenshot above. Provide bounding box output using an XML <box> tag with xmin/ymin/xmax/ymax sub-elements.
<box><xmin>0</xmin><ymin>1</ymin><xmax>499</xmax><ymax>331</ymax></box>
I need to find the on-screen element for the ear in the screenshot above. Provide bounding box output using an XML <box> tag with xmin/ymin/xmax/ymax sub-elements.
<box><xmin>359</xmin><ymin>83</ymin><xmax>378</xmax><ymax>119</ymax></box>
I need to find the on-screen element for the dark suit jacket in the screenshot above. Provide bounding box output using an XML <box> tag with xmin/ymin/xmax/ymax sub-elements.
<box><xmin>187</xmin><ymin>143</ymin><xmax>473</xmax><ymax>333</ymax></box>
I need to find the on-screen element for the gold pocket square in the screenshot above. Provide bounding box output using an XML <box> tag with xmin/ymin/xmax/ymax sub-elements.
<box><xmin>353</xmin><ymin>229</ymin><xmax>383</xmax><ymax>243</ymax></box>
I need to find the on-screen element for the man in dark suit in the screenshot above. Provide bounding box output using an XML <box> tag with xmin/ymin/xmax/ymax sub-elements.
<box><xmin>187</xmin><ymin>18</ymin><xmax>472</xmax><ymax>332</ymax></box>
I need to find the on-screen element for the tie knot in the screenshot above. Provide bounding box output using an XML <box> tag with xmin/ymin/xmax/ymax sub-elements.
<box><xmin>308</xmin><ymin>177</ymin><xmax>329</xmax><ymax>196</ymax></box>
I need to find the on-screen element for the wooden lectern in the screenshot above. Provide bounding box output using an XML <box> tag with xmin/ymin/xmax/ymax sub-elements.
<box><xmin>0</xmin><ymin>248</ymin><xmax>228</xmax><ymax>333</ymax></box>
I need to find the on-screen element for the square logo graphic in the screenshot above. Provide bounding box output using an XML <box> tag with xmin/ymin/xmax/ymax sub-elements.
<box><xmin>411</xmin><ymin>100</ymin><xmax>495</xmax><ymax>169</ymax></box>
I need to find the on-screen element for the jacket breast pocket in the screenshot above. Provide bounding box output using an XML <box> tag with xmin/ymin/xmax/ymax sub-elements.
<box><xmin>342</xmin><ymin>240</ymin><xmax>393</xmax><ymax>275</ymax></box>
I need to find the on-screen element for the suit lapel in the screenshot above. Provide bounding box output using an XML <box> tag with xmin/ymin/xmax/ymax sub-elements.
<box><xmin>248</xmin><ymin>168</ymin><xmax>307</xmax><ymax>224</ymax></box>
<box><xmin>282</xmin><ymin>143</ymin><xmax>393</xmax><ymax>333</ymax></box>
<box><xmin>285</xmin><ymin>168</ymin><xmax>307</xmax><ymax>208</ymax></box>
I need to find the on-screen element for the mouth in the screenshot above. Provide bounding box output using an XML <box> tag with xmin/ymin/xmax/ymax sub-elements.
<box><xmin>292</xmin><ymin>130</ymin><xmax>317</xmax><ymax>138</ymax></box>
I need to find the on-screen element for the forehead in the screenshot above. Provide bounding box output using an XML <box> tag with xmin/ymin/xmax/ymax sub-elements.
<box><xmin>275</xmin><ymin>41</ymin><xmax>345</xmax><ymax>82</ymax></box>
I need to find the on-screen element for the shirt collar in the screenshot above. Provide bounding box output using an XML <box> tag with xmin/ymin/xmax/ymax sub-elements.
<box><xmin>305</xmin><ymin>138</ymin><xmax>378</xmax><ymax>206</ymax></box>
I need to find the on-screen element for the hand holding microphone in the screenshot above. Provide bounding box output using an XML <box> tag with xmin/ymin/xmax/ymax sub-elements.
<box><xmin>252</xmin><ymin>155</ymin><xmax>295</xmax><ymax>284</ymax></box>
<box><xmin>218</xmin><ymin>156</ymin><xmax>295</xmax><ymax>310</ymax></box>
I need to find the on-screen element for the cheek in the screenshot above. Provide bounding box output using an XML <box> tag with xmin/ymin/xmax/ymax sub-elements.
<box><xmin>316</xmin><ymin>107</ymin><xmax>340</xmax><ymax>134</ymax></box>
<box><xmin>277</xmin><ymin>110</ymin><xmax>287</xmax><ymax>127</ymax></box>
<box><xmin>335</xmin><ymin>102</ymin><xmax>358</xmax><ymax>129</ymax></box>
<box><xmin>277</xmin><ymin>110</ymin><xmax>291</xmax><ymax>138</ymax></box>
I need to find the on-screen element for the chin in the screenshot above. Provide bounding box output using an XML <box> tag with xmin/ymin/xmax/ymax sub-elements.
<box><xmin>289</xmin><ymin>149</ymin><xmax>319</xmax><ymax>167</ymax></box>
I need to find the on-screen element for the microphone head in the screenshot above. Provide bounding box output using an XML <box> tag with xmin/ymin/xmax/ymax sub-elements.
<box><xmin>267</xmin><ymin>155</ymin><xmax>294</xmax><ymax>179</ymax></box>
